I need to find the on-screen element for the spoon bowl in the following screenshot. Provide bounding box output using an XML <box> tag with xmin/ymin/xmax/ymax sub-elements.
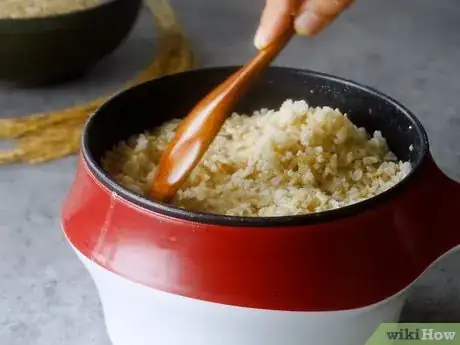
<box><xmin>150</xmin><ymin>27</ymin><xmax>294</xmax><ymax>202</ymax></box>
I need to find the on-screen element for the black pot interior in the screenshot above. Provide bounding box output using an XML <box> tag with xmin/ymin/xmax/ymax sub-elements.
<box><xmin>83</xmin><ymin>66</ymin><xmax>429</xmax><ymax>226</ymax></box>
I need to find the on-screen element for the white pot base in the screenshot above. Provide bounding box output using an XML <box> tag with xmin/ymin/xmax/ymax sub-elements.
<box><xmin>76</xmin><ymin>250</ymin><xmax>407</xmax><ymax>345</ymax></box>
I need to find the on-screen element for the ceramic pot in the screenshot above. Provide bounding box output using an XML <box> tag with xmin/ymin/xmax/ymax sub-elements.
<box><xmin>0</xmin><ymin>0</ymin><xmax>142</xmax><ymax>86</ymax></box>
<box><xmin>62</xmin><ymin>67</ymin><xmax>460</xmax><ymax>345</ymax></box>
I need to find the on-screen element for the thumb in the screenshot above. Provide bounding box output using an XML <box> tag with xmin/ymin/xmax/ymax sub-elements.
<box><xmin>254</xmin><ymin>0</ymin><xmax>300</xmax><ymax>50</ymax></box>
<box><xmin>294</xmin><ymin>0</ymin><xmax>355</xmax><ymax>36</ymax></box>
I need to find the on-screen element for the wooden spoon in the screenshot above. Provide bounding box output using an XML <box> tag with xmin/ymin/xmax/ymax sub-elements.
<box><xmin>151</xmin><ymin>26</ymin><xmax>295</xmax><ymax>202</ymax></box>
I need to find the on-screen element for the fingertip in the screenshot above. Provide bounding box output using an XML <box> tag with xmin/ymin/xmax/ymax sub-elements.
<box><xmin>294</xmin><ymin>10</ymin><xmax>325</xmax><ymax>36</ymax></box>
<box><xmin>255</xmin><ymin>0</ymin><xmax>298</xmax><ymax>49</ymax></box>
<box><xmin>254</xmin><ymin>27</ymin><xmax>269</xmax><ymax>50</ymax></box>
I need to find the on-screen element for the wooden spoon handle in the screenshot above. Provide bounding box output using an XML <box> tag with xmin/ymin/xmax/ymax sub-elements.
<box><xmin>151</xmin><ymin>26</ymin><xmax>295</xmax><ymax>202</ymax></box>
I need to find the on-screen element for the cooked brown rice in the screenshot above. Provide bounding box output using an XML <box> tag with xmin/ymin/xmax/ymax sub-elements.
<box><xmin>0</xmin><ymin>0</ymin><xmax>100</xmax><ymax>19</ymax></box>
<box><xmin>102</xmin><ymin>100</ymin><xmax>412</xmax><ymax>217</ymax></box>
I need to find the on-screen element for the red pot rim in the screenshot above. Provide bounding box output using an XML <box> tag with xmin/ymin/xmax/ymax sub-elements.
<box><xmin>81</xmin><ymin>66</ymin><xmax>430</xmax><ymax>228</ymax></box>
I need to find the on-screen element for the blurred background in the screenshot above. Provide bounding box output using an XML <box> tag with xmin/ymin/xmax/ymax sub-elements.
<box><xmin>1</xmin><ymin>0</ymin><xmax>459</xmax><ymax>344</ymax></box>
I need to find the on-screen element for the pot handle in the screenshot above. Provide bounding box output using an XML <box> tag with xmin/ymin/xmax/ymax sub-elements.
<box><xmin>418</xmin><ymin>154</ymin><xmax>460</xmax><ymax>262</ymax></box>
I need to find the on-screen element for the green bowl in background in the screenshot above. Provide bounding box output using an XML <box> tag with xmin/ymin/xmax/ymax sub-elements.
<box><xmin>0</xmin><ymin>0</ymin><xmax>142</xmax><ymax>86</ymax></box>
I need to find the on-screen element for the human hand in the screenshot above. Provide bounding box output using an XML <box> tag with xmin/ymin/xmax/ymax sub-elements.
<box><xmin>254</xmin><ymin>0</ymin><xmax>355</xmax><ymax>49</ymax></box>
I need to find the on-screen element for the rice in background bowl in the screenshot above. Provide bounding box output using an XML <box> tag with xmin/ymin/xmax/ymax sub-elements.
<box><xmin>0</xmin><ymin>0</ymin><xmax>101</xmax><ymax>19</ymax></box>
<box><xmin>102</xmin><ymin>100</ymin><xmax>412</xmax><ymax>217</ymax></box>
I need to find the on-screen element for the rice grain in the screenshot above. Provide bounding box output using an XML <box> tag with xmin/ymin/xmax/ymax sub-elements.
<box><xmin>102</xmin><ymin>100</ymin><xmax>412</xmax><ymax>217</ymax></box>
<box><xmin>0</xmin><ymin>0</ymin><xmax>100</xmax><ymax>19</ymax></box>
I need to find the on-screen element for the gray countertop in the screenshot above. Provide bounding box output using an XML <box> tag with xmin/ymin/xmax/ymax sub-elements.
<box><xmin>1</xmin><ymin>0</ymin><xmax>460</xmax><ymax>344</ymax></box>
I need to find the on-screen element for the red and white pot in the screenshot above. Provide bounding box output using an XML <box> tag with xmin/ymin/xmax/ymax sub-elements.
<box><xmin>62</xmin><ymin>67</ymin><xmax>460</xmax><ymax>345</ymax></box>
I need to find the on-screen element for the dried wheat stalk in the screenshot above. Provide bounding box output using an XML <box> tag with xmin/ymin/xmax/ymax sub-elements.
<box><xmin>0</xmin><ymin>0</ymin><xmax>193</xmax><ymax>164</ymax></box>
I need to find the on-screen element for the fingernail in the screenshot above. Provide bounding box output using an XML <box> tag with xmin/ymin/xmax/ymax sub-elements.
<box><xmin>294</xmin><ymin>11</ymin><xmax>323</xmax><ymax>36</ymax></box>
<box><xmin>254</xmin><ymin>26</ymin><xmax>269</xmax><ymax>50</ymax></box>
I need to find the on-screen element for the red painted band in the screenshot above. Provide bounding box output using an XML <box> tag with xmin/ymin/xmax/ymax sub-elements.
<box><xmin>62</xmin><ymin>154</ymin><xmax>460</xmax><ymax>311</ymax></box>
